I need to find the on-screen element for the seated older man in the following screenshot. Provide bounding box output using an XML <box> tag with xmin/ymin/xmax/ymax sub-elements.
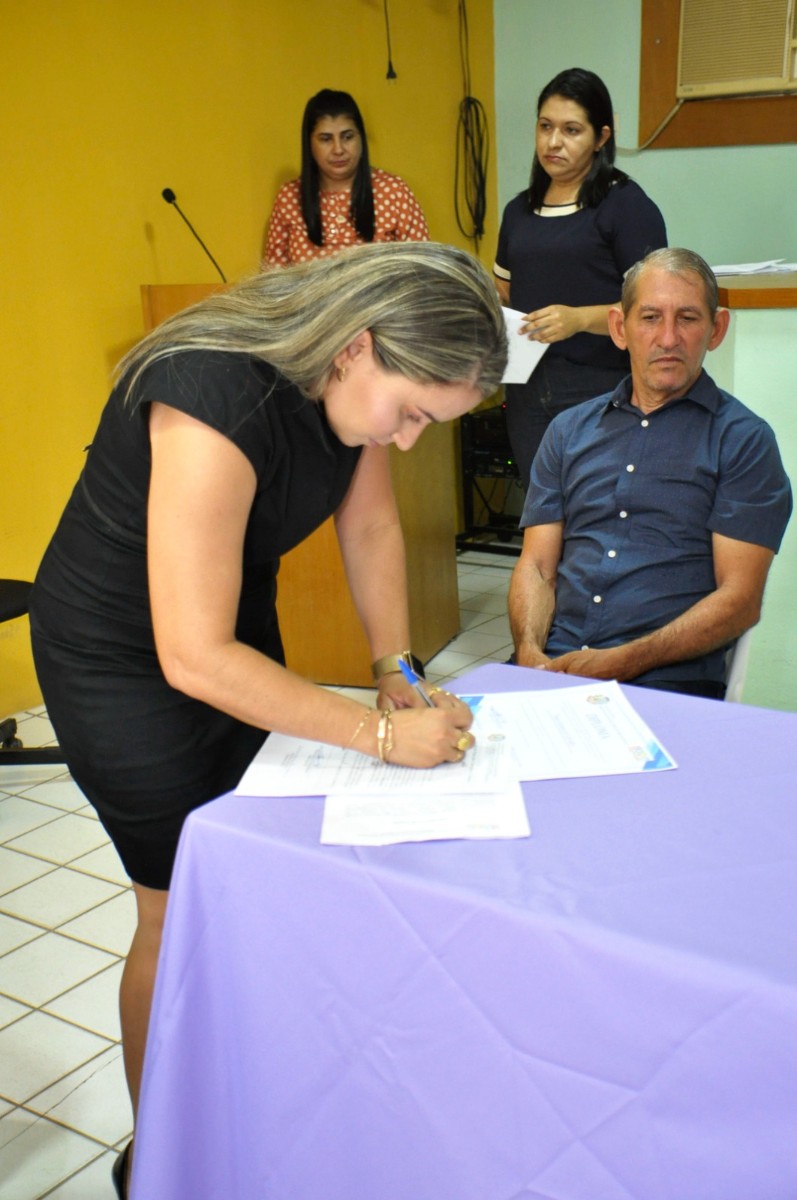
<box><xmin>509</xmin><ymin>247</ymin><xmax>792</xmax><ymax>698</ymax></box>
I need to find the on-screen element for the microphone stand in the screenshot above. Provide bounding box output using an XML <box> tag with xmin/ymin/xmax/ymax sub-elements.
<box><xmin>161</xmin><ymin>188</ymin><xmax>227</xmax><ymax>283</ymax></box>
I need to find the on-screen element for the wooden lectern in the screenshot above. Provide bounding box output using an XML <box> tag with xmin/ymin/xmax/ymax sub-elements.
<box><xmin>140</xmin><ymin>284</ymin><xmax>460</xmax><ymax>685</ymax></box>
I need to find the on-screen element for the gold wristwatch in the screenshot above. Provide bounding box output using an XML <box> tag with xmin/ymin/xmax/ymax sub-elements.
<box><xmin>371</xmin><ymin>650</ymin><xmax>426</xmax><ymax>682</ymax></box>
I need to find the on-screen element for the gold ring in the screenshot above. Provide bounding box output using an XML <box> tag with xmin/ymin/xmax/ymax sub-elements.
<box><xmin>428</xmin><ymin>686</ymin><xmax>443</xmax><ymax>695</ymax></box>
<box><xmin>456</xmin><ymin>734</ymin><xmax>471</xmax><ymax>752</ymax></box>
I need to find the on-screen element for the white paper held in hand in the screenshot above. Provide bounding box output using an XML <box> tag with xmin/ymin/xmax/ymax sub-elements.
<box><xmin>501</xmin><ymin>307</ymin><xmax>549</xmax><ymax>383</ymax></box>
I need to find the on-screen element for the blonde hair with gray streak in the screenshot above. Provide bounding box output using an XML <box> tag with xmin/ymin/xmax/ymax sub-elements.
<box><xmin>119</xmin><ymin>241</ymin><xmax>507</xmax><ymax>401</ymax></box>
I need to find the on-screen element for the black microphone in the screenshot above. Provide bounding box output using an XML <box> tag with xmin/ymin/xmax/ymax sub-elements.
<box><xmin>160</xmin><ymin>188</ymin><xmax>227</xmax><ymax>283</ymax></box>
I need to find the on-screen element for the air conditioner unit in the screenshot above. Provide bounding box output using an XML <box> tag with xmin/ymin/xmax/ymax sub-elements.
<box><xmin>677</xmin><ymin>0</ymin><xmax>797</xmax><ymax>99</ymax></box>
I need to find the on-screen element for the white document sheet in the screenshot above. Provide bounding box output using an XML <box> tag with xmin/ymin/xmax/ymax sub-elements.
<box><xmin>235</xmin><ymin>697</ymin><xmax>512</xmax><ymax>798</ymax></box>
<box><xmin>320</xmin><ymin>782</ymin><xmax>530</xmax><ymax>846</ymax></box>
<box><xmin>480</xmin><ymin>680</ymin><xmax>676</xmax><ymax>780</ymax></box>
<box><xmin>235</xmin><ymin>683</ymin><xmax>674</xmax><ymax>800</ymax></box>
<box><xmin>501</xmin><ymin>307</ymin><xmax>549</xmax><ymax>383</ymax></box>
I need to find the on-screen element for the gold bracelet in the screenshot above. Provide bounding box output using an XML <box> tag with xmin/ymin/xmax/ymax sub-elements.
<box><xmin>376</xmin><ymin>710</ymin><xmax>394</xmax><ymax>763</ymax></box>
<box><xmin>371</xmin><ymin>651</ymin><xmax>425</xmax><ymax>683</ymax></box>
<box><xmin>345</xmin><ymin>707</ymin><xmax>374</xmax><ymax>751</ymax></box>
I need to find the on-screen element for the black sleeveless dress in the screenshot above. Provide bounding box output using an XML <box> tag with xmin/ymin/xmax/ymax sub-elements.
<box><xmin>30</xmin><ymin>351</ymin><xmax>361</xmax><ymax>887</ymax></box>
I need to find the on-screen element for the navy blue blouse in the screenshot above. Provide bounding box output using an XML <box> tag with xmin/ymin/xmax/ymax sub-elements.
<box><xmin>495</xmin><ymin>180</ymin><xmax>667</xmax><ymax>370</ymax></box>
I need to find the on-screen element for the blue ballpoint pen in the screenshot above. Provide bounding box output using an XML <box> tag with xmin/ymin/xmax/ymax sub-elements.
<box><xmin>398</xmin><ymin>658</ymin><xmax>435</xmax><ymax>706</ymax></box>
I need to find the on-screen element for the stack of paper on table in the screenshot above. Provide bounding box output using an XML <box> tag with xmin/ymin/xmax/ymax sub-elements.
<box><xmin>235</xmin><ymin>682</ymin><xmax>676</xmax><ymax>847</ymax></box>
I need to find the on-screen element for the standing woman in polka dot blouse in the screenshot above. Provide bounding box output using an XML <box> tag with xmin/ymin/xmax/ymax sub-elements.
<box><xmin>264</xmin><ymin>88</ymin><xmax>429</xmax><ymax>267</ymax></box>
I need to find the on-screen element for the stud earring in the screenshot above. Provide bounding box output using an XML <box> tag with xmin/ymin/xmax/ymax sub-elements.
<box><xmin>336</xmin><ymin>365</ymin><xmax>348</xmax><ymax>383</ymax></box>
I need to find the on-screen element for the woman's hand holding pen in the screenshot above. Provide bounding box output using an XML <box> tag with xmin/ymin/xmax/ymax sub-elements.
<box><xmin>377</xmin><ymin>671</ymin><xmax>420</xmax><ymax>711</ymax></box>
<box><xmin>374</xmin><ymin>705</ymin><xmax>475</xmax><ymax>768</ymax></box>
<box><xmin>354</xmin><ymin>675</ymin><xmax>475</xmax><ymax>767</ymax></box>
<box><xmin>377</xmin><ymin>673</ymin><xmax>467</xmax><ymax>714</ymax></box>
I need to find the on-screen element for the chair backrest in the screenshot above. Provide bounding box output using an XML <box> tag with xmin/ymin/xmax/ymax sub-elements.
<box><xmin>725</xmin><ymin>627</ymin><xmax>754</xmax><ymax>703</ymax></box>
<box><xmin>0</xmin><ymin>579</ymin><xmax>32</xmax><ymax>624</ymax></box>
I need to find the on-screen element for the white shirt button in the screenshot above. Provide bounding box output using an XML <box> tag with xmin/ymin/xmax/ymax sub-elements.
<box><xmin>593</xmin><ymin>595</ymin><xmax>602</xmax><ymax>604</ymax></box>
<box><xmin>641</xmin><ymin>419</ymin><xmax>649</xmax><ymax>427</ymax></box>
<box><xmin>619</xmin><ymin>510</ymin><xmax>628</xmax><ymax>518</ymax></box>
<box><xmin>626</xmin><ymin>464</ymin><xmax>635</xmax><ymax>472</ymax></box>
<box><xmin>608</xmin><ymin>549</ymin><xmax>617</xmax><ymax>558</ymax></box>
<box><xmin>581</xmin><ymin>644</ymin><xmax>589</xmax><ymax>651</ymax></box>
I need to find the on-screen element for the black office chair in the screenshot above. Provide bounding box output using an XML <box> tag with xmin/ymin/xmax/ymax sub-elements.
<box><xmin>0</xmin><ymin>579</ymin><xmax>65</xmax><ymax>765</ymax></box>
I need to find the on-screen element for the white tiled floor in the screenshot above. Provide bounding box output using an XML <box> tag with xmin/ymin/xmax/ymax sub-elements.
<box><xmin>0</xmin><ymin>550</ymin><xmax>514</xmax><ymax>1198</ymax></box>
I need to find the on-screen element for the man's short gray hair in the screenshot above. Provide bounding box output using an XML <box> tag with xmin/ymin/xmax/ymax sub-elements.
<box><xmin>622</xmin><ymin>248</ymin><xmax>719</xmax><ymax>318</ymax></box>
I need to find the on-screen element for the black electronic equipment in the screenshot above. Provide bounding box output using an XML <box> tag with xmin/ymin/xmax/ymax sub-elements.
<box><xmin>457</xmin><ymin>405</ymin><xmax>522</xmax><ymax>556</ymax></box>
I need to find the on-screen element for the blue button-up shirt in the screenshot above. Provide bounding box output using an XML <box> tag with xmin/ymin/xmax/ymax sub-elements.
<box><xmin>521</xmin><ymin>370</ymin><xmax>792</xmax><ymax>686</ymax></box>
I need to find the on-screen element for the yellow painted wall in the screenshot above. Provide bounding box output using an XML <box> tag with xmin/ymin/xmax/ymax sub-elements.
<box><xmin>1</xmin><ymin>0</ymin><xmax>497</xmax><ymax>713</ymax></box>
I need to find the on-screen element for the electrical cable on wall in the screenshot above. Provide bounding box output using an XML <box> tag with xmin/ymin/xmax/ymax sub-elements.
<box><xmin>383</xmin><ymin>0</ymin><xmax>397</xmax><ymax>79</ymax></box>
<box><xmin>454</xmin><ymin>0</ymin><xmax>488</xmax><ymax>247</ymax></box>
<box><xmin>619</xmin><ymin>100</ymin><xmax>684</xmax><ymax>155</ymax></box>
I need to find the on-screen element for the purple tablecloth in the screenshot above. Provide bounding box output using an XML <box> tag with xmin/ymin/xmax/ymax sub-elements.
<box><xmin>132</xmin><ymin>665</ymin><xmax>797</xmax><ymax>1199</ymax></box>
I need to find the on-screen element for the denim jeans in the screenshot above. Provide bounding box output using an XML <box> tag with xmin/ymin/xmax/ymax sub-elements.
<box><xmin>505</xmin><ymin>356</ymin><xmax>627</xmax><ymax>490</ymax></box>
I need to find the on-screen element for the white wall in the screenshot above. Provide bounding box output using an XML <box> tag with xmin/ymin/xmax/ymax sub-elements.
<box><xmin>710</xmin><ymin>314</ymin><xmax>797</xmax><ymax>711</ymax></box>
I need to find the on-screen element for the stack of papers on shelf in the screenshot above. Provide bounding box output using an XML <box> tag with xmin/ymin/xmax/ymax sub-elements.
<box><xmin>235</xmin><ymin>681</ymin><xmax>676</xmax><ymax>847</ymax></box>
<box><xmin>711</xmin><ymin>259</ymin><xmax>797</xmax><ymax>275</ymax></box>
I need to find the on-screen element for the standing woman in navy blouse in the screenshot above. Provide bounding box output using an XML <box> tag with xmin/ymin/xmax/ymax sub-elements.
<box><xmin>494</xmin><ymin>67</ymin><xmax>667</xmax><ymax>486</ymax></box>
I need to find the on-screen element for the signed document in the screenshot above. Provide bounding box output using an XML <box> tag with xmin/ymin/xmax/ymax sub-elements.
<box><xmin>235</xmin><ymin>697</ymin><xmax>512</xmax><ymax>798</ymax></box>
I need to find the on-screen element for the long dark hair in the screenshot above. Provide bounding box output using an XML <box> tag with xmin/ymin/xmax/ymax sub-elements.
<box><xmin>527</xmin><ymin>68</ymin><xmax>628</xmax><ymax>212</ymax></box>
<box><xmin>300</xmin><ymin>89</ymin><xmax>375</xmax><ymax>246</ymax></box>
